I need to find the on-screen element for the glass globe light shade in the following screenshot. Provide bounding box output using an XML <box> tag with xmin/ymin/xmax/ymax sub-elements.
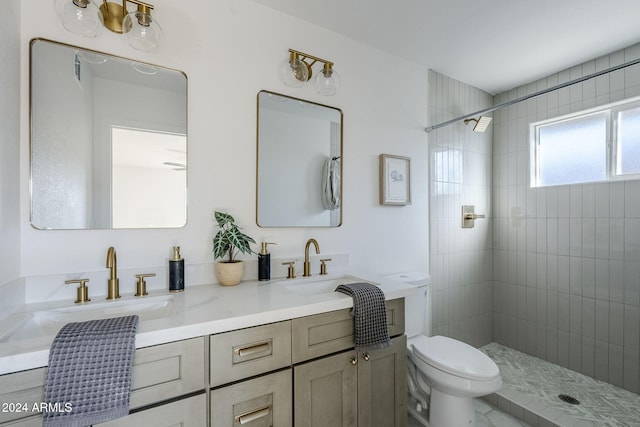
<box><xmin>315</xmin><ymin>65</ymin><xmax>339</xmax><ymax>96</ymax></box>
<box><xmin>280</xmin><ymin>55</ymin><xmax>309</xmax><ymax>88</ymax></box>
<box><xmin>122</xmin><ymin>11</ymin><xmax>163</xmax><ymax>53</ymax></box>
<box><xmin>56</xmin><ymin>0</ymin><xmax>103</xmax><ymax>38</ymax></box>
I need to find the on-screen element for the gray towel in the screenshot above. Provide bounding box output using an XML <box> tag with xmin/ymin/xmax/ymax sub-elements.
<box><xmin>43</xmin><ymin>315</ymin><xmax>139</xmax><ymax>427</ymax></box>
<box><xmin>335</xmin><ymin>282</ymin><xmax>390</xmax><ymax>352</ymax></box>
<box><xmin>322</xmin><ymin>157</ymin><xmax>340</xmax><ymax>210</ymax></box>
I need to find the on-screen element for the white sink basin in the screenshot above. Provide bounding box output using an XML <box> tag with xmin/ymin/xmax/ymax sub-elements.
<box><xmin>1</xmin><ymin>295</ymin><xmax>176</xmax><ymax>342</ymax></box>
<box><xmin>277</xmin><ymin>274</ymin><xmax>377</xmax><ymax>296</ymax></box>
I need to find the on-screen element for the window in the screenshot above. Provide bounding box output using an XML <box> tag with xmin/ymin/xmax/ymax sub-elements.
<box><xmin>531</xmin><ymin>97</ymin><xmax>640</xmax><ymax>187</ymax></box>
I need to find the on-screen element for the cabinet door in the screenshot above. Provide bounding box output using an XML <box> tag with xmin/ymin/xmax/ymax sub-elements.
<box><xmin>357</xmin><ymin>335</ymin><xmax>407</xmax><ymax>427</ymax></box>
<box><xmin>210</xmin><ymin>369</ymin><xmax>292</xmax><ymax>427</ymax></box>
<box><xmin>294</xmin><ymin>351</ymin><xmax>358</xmax><ymax>427</ymax></box>
<box><xmin>96</xmin><ymin>393</ymin><xmax>206</xmax><ymax>427</ymax></box>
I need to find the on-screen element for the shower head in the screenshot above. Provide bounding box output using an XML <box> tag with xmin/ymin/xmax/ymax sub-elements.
<box><xmin>463</xmin><ymin>116</ymin><xmax>493</xmax><ymax>132</ymax></box>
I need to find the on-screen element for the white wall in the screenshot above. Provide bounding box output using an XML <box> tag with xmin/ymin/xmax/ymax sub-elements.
<box><xmin>0</xmin><ymin>2</ymin><xmax>21</xmax><ymax>284</ymax></box>
<box><xmin>16</xmin><ymin>0</ymin><xmax>429</xmax><ymax>285</ymax></box>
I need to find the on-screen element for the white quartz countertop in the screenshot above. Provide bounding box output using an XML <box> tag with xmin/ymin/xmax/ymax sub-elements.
<box><xmin>0</xmin><ymin>272</ymin><xmax>415</xmax><ymax>375</ymax></box>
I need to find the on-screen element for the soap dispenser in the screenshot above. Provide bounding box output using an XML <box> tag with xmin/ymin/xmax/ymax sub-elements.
<box><xmin>169</xmin><ymin>246</ymin><xmax>184</xmax><ymax>292</ymax></box>
<box><xmin>258</xmin><ymin>242</ymin><xmax>276</xmax><ymax>281</ymax></box>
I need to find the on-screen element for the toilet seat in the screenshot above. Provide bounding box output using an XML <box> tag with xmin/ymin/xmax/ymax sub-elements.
<box><xmin>409</xmin><ymin>335</ymin><xmax>499</xmax><ymax>381</ymax></box>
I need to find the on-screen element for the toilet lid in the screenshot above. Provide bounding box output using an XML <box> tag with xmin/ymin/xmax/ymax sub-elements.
<box><xmin>410</xmin><ymin>335</ymin><xmax>500</xmax><ymax>381</ymax></box>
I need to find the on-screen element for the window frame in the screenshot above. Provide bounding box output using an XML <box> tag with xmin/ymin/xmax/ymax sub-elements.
<box><xmin>530</xmin><ymin>96</ymin><xmax>640</xmax><ymax>187</ymax></box>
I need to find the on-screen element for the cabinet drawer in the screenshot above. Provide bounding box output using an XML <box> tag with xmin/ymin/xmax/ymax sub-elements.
<box><xmin>0</xmin><ymin>337</ymin><xmax>205</xmax><ymax>424</ymax></box>
<box><xmin>210</xmin><ymin>321</ymin><xmax>291</xmax><ymax>387</ymax></box>
<box><xmin>210</xmin><ymin>369</ymin><xmax>292</xmax><ymax>427</ymax></box>
<box><xmin>129</xmin><ymin>337</ymin><xmax>205</xmax><ymax>409</ymax></box>
<box><xmin>97</xmin><ymin>393</ymin><xmax>207</xmax><ymax>427</ymax></box>
<box><xmin>292</xmin><ymin>297</ymin><xmax>404</xmax><ymax>363</ymax></box>
<box><xmin>0</xmin><ymin>367</ymin><xmax>46</xmax><ymax>424</ymax></box>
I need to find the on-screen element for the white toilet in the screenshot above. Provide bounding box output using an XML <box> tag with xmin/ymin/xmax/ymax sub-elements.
<box><xmin>385</xmin><ymin>273</ymin><xmax>502</xmax><ymax>427</ymax></box>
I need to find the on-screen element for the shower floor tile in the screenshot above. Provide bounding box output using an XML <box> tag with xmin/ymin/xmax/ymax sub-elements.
<box><xmin>481</xmin><ymin>342</ymin><xmax>640</xmax><ymax>427</ymax></box>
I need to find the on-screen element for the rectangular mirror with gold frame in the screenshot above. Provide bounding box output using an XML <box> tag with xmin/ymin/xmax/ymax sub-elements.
<box><xmin>256</xmin><ymin>91</ymin><xmax>342</xmax><ymax>227</ymax></box>
<box><xmin>30</xmin><ymin>39</ymin><xmax>187</xmax><ymax>230</ymax></box>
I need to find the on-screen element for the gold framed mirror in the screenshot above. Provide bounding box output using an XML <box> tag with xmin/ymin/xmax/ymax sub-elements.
<box><xmin>256</xmin><ymin>91</ymin><xmax>342</xmax><ymax>227</ymax></box>
<box><xmin>30</xmin><ymin>39</ymin><xmax>187</xmax><ymax>230</ymax></box>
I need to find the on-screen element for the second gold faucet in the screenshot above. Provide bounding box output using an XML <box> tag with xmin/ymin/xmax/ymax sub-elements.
<box><xmin>106</xmin><ymin>246</ymin><xmax>120</xmax><ymax>300</ymax></box>
<box><xmin>303</xmin><ymin>238</ymin><xmax>320</xmax><ymax>277</ymax></box>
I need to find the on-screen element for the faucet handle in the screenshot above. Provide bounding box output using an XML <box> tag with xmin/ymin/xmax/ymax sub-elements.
<box><xmin>282</xmin><ymin>261</ymin><xmax>296</xmax><ymax>279</ymax></box>
<box><xmin>65</xmin><ymin>279</ymin><xmax>91</xmax><ymax>304</ymax></box>
<box><xmin>135</xmin><ymin>273</ymin><xmax>156</xmax><ymax>297</ymax></box>
<box><xmin>319</xmin><ymin>258</ymin><xmax>332</xmax><ymax>275</ymax></box>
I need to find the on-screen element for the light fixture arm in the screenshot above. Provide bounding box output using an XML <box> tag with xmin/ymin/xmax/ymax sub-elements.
<box><xmin>282</xmin><ymin>48</ymin><xmax>339</xmax><ymax>95</ymax></box>
<box><xmin>289</xmin><ymin>49</ymin><xmax>334</xmax><ymax>74</ymax></box>
<box><xmin>100</xmin><ymin>0</ymin><xmax>156</xmax><ymax>33</ymax></box>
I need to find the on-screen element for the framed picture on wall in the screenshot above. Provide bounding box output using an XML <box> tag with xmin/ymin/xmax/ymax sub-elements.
<box><xmin>379</xmin><ymin>154</ymin><xmax>411</xmax><ymax>205</ymax></box>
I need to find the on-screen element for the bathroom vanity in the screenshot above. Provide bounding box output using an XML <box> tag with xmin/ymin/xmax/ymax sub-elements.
<box><xmin>0</xmin><ymin>274</ymin><xmax>413</xmax><ymax>426</ymax></box>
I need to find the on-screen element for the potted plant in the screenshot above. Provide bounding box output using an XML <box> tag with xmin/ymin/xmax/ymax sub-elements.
<box><xmin>212</xmin><ymin>211</ymin><xmax>255</xmax><ymax>286</ymax></box>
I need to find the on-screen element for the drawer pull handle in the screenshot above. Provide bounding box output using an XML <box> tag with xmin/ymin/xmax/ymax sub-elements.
<box><xmin>235</xmin><ymin>341</ymin><xmax>271</xmax><ymax>357</ymax></box>
<box><xmin>236</xmin><ymin>405</ymin><xmax>271</xmax><ymax>424</ymax></box>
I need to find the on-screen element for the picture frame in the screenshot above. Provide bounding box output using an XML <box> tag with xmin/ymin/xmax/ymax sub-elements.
<box><xmin>379</xmin><ymin>154</ymin><xmax>411</xmax><ymax>205</ymax></box>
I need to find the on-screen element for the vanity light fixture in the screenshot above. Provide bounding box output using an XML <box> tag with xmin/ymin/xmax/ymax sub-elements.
<box><xmin>55</xmin><ymin>0</ymin><xmax>163</xmax><ymax>53</ymax></box>
<box><xmin>280</xmin><ymin>49</ymin><xmax>340</xmax><ymax>96</ymax></box>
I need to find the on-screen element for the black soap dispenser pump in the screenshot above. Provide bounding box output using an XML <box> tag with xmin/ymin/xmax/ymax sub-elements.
<box><xmin>258</xmin><ymin>242</ymin><xmax>276</xmax><ymax>281</ymax></box>
<box><xmin>169</xmin><ymin>246</ymin><xmax>185</xmax><ymax>292</ymax></box>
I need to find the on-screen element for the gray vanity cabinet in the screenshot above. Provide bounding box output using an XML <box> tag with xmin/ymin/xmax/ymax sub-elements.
<box><xmin>292</xmin><ymin>299</ymin><xmax>407</xmax><ymax>427</ymax></box>
<box><xmin>293</xmin><ymin>335</ymin><xmax>407</xmax><ymax>427</ymax></box>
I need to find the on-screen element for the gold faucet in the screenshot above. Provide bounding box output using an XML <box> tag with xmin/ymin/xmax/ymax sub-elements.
<box><xmin>106</xmin><ymin>246</ymin><xmax>120</xmax><ymax>300</ymax></box>
<box><xmin>303</xmin><ymin>238</ymin><xmax>320</xmax><ymax>277</ymax></box>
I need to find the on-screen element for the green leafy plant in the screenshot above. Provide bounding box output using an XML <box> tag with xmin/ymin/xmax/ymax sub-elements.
<box><xmin>212</xmin><ymin>211</ymin><xmax>255</xmax><ymax>262</ymax></box>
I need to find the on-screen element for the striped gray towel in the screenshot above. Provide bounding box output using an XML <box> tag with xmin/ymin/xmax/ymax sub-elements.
<box><xmin>43</xmin><ymin>315</ymin><xmax>139</xmax><ymax>427</ymax></box>
<box><xmin>335</xmin><ymin>282</ymin><xmax>390</xmax><ymax>352</ymax></box>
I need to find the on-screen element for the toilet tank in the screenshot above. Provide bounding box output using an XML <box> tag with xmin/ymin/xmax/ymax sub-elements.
<box><xmin>384</xmin><ymin>272</ymin><xmax>431</xmax><ymax>338</ymax></box>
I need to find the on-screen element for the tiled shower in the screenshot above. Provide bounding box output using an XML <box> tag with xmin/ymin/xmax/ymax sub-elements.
<box><xmin>429</xmin><ymin>42</ymin><xmax>640</xmax><ymax>395</ymax></box>
<box><xmin>428</xmin><ymin>69</ymin><xmax>494</xmax><ymax>348</ymax></box>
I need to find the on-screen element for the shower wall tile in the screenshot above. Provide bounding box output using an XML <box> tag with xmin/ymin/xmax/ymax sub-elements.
<box><xmin>594</xmin><ymin>339</ymin><xmax>609</xmax><ymax>381</ymax></box>
<box><xmin>609</xmin><ymin>344</ymin><xmax>624</xmax><ymax>388</ymax></box>
<box><xmin>610</xmin><ymin>182</ymin><xmax>625</xmax><ymax>217</ymax></box>
<box><xmin>428</xmin><ymin>70</ymin><xmax>493</xmax><ymax>346</ymax></box>
<box><xmin>609</xmin><ymin>302</ymin><xmax>624</xmax><ymax>346</ymax></box>
<box><xmin>623</xmin><ymin>347</ymin><xmax>639</xmax><ymax>393</ymax></box>
<box><xmin>623</xmin><ymin>304</ymin><xmax>640</xmax><ymax>350</ymax></box>
<box><xmin>491</xmin><ymin>42</ymin><xmax>640</xmax><ymax>394</ymax></box>
<box><xmin>594</xmin><ymin>299</ymin><xmax>609</xmax><ymax>342</ymax></box>
<box><xmin>581</xmin><ymin>337</ymin><xmax>595</xmax><ymax>377</ymax></box>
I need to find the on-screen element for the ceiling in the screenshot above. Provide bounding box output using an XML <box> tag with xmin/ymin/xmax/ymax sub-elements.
<box><xmin>250</xmin><ymin>0</ymin><xmax>640</xmax><ymax>95</ymax></box>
